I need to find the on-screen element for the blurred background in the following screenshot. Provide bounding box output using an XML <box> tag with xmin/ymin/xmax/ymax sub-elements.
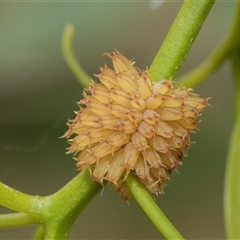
<box><xmin>0</xmin><ymin>1</ymin><xmax>236</xmax><ymax>239</ymax></box>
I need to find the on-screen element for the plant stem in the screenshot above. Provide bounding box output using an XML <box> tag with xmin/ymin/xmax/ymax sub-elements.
<box><xmin>224</xmin><ymin>46</ymin><xmax>240</xmax><ymax>239</ymax></box>
<box><xmin>0</xmin><ymin>182</ymin><xmax>45</xmax><ymax>219</ymax></box>
<box><xmin>62</xmin><ymin>24</ymin><xmax>91</xmax><ymax>88</ymax></box>
<box><xmin>142</xmin><ymin>1</ymin><xmax>214</xmax><ymax>238</ymax></box>
<box><xmin>0</xmin><ymin>170</ymin><xmax>103</xmax><ymax>240</ymax></box>
<box><xmin>177</xmin><ymin>2</ymin><xmax>240</xmax><ymax>88</ymax></box>
<box><xmin>224</xmin><ymin>116</ymin><xmax>240</xmax><ymax>239</ymax></box>
<box><xmin>0</xmin><ymin>213</ymin><xmax>40</xmax><ymax>228</ymax></box>
<box><xmin>149</xmin><ymin>0</ymin><xmax>215</xmax><ymax>82</ymax></box>
<box><xmin>176</xmin><ymin>36</ymin><xmax>232</xmax><ymax>88</ymax></box>
<box><xmin>223</xmin><ymin>4</ymin><xmax>240</xmax><ymax>238</ymax></box>
<box><xmin>42</xmin><ymin>169</ymin><xmax>103</xmax><ymax>239</ymax></box>
<box><xmin>125</xmin><ymin>172</ymin><xmax>184</xmax><ymax>240</ymax></box>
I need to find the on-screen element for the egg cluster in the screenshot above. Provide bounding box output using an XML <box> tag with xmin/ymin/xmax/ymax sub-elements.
<box><xmin>63</xmin><ymin>51</ymin><xmax>208</xmax><ymax>199</ymax></box>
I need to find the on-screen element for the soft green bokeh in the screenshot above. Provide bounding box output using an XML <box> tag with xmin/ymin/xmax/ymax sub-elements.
<box><xmin>0</xmin><ymin>2</ymin><xmax>235</xmax><ymax>239</ymax></box>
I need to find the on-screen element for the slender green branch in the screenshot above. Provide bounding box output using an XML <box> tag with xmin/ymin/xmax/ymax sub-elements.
<box><xmin>223</xmin><ymin>3</ymin><xmax>240</xmax><ymax>238</ymax></box>
<box><xmin>0</xmin><ymin>182</ymin><xmax>45</xmax><ymax>219</ymax></box>
<box><xmin>177</xmin><ymin>2</ymin><xmax>240</xmax><ymax>88</ymax></box>
<box><xmin>0</xmin><ymin>170</ymin><xmax>103</xmax><ymax>239</ymax></box>
<box><xmin>42</xmin><ymin>170</ymin><xmax>103</xmax><ymax>239</ymax></box>
<box><xmin>125</xmin><ymin>172</ymin><xmax>184</xmax><ymax>240</ymax></box>
<box><xmin>176</xmin><ymin>36</ymin><xmax>232</xmax><ymax>88</ymax></box>
<box><xmin>149</xmin><ymin>0</ymin><xmax>215</xmax><ymax>81</ymax></box>
<box><xmin>224</xmin><ymin>46</ymin><xmax>240</xmax><ymax>239</ymax></box>
<box><xmin>0</xmin><ymin>213</ymin><xmax>40</xmax><ymax>228</ymax></box>
<box><xmin>138</xmin><ymin>1</ymin><xmax>215</xmax><ymax>238</ymax></box>
<box><xmin>62</xmin><ymin>24</ymin><xmax>91</xmax><ymax>88</ymax></box>
<box><xmin>224</xmin><ymin>116</ymin><xmax>240</xmax><ymax>239</ymax></box>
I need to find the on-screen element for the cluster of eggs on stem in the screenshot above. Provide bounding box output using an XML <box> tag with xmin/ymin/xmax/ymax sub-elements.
<box><xmin>63</xmin><ymin>51</ymin><xmax>208</xmax><ymax>200</ymax></box>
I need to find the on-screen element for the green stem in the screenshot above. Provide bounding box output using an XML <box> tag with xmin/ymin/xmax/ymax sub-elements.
<box><xmin>0</xmin><ymin>182</ymin><xmax>45</xmax><ymax>219</ymax></box>
<box><xmin>62</xmin><ymin>24</ymin><xmax>91</xmax><ymax>88</ymax></box>
<box><xmin>149</xmin><ymin>0</ymin><xmax>215</xmax><ymax>81</ymax></box>
<box><xmin>176</xmin><ymin>36</ymin><xmax>232</xmax><ymax>88</ymax></box>
<box><xmin>224</xmin><ymin>47</ymin><xmax>240</xmax><ymax>239</ymax></box>
<box><xmin>138</xmin><ymin>1</ymin><xmax>215</xmax><ymax>238</ymax></box>
<box><xmin>42</xmin><ymin>170</ymin><xmax>103</xmax><ymax>239</ymax></box>
<box><xmin>0</xmin><ymin>213</ymin><xmax>40</xmax><ymax>228</ymax></box>
<box><xmin>125</xmin><ymin>172</ymin><xmax>184</xmax><ymax>240</ymax></box>
<box><xmin>0</xmin><ymin>167</ymin><xmax>103</xmax><ymax>239</ymax></box>
<box><xmin>177</xmin><ymin>2</ymin><xmax>240</xmax><ymax>88</ymax></box>
<box><xmin>224</xmin><ymin>116</ymin><xmax>240</xmax><ymax>239</ymax></box>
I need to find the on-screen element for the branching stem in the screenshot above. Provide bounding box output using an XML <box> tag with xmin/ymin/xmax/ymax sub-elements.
<box><xmin>62</xmin><ymin>24</ymin><xmax>91</xmax><ymax>88</ymax></box>
<box><xmin>0</xmin><ymin>182</ymin><xmax>45</xmax><ymax>219</ymax></box>
<box><xmin>125</xmin><ymin>173</ymin><xmax>184</xmax><ymax>240</ymax></box>
<box><xmin>149</xmin><ymin>0</ymin><xmax>215</xmax><ymax>82</ymax></box>
<box><xmin>177</xmin><ymin>2</ymin><xmax>240</xmax><ymax>88</ymax></box>
<box><xmin>0</xmin><ymin>213</ymin><xmax>40</xmax><ymax>228</ymax></box>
